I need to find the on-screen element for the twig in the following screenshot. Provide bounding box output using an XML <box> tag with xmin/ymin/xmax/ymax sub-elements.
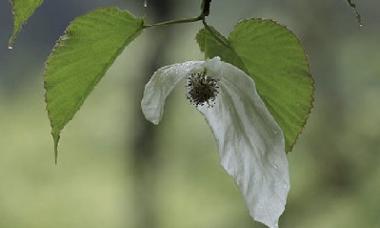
<box><xmin>346</xmin><ymin>0</ymin><xmax>363</xmax><ymax>26</ymax></box>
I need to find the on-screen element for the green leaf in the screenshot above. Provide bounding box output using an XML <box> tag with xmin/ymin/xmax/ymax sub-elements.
<box><xmin>9</xmin><ymin>0</ymin><xmax>44</xmax><ymax>47</ymax></box>
<box><xmin>196</xmin><ymin>20</ymin><xmax>314</xmax><ymax>152</ymax></box>
<box><xmin>44</xmin><ymin>7</ymin><xmax>144</xmax><ymax>162</ymax></box>
<box><xmin>197</xmin><ymin>26</ymin><xmax>246</xmax><ymax>71</ymax></box>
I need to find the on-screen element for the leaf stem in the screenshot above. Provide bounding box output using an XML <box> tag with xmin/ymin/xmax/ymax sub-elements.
<box><xmin>143</xmin><ymin>16</ymin><xmax>203</xmax><ymax>28</ymax></box>
<box><xmin>201</xmin><ymin>19</ymin><xmax>231</xmax><ymax>49</ymax></box>
<box><xmin>143</xmin><ymin>0</ymin><xmax>212</xmax><ymax>28</ymax></box>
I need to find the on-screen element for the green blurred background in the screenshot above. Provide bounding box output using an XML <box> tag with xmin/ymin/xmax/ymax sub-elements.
<box><xmin>0</xmin><ymin>0</ymin><xmax>379</xmax><ymax>227</ymax></box>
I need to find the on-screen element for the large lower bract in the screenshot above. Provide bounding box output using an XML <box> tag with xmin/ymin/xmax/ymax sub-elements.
<box><xmin>141</xmin><ymin>57</ymin><xmax>290</xmax><ymax>228</ymax></box>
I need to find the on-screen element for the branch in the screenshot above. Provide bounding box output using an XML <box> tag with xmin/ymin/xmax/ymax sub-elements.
<box><xmin>201</xmin><ymin>0</ymin><xmax>212</xmax><ymax>17</ymax></box>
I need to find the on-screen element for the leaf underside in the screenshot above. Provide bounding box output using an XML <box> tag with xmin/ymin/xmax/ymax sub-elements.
<box><xmin>196</xmin><ymin>19</ymin><xmax>314</xmax><ymax>152</ymax></box>
<box><xmin>44</xmin><ymin>7</ymin><xmax>144</xmax><ymax>162</ymax></box>
<box><xmin>9</xmin><ymin>0</ymin><xmax>44</xmax><ymax>47</ymax></box>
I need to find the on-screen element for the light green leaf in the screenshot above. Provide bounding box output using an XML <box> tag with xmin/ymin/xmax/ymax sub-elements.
<box><xmin>9</xmin><ymin>0</ymin><xmax>44</xmax><ymax>47</ymax></box>
<box><xmin>196</xmin><ymin>19</ymin><xmax>314</xmax><ymax>152</ymax></box>
<box><xmin>44</xmin><ymin>7</ymin><xmax>144</xmax><ymax>162</ymax></box>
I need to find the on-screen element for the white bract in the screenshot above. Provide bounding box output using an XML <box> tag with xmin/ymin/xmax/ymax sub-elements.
<box><xmin>141</xmin><ymin>57</ymin><xmax>290</xmax><ymax>228</ymax></box>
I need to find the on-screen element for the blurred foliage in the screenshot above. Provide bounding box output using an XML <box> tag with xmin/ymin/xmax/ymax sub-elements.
<box><xmin>0</xmin><ymin>0</ymin><xmax>379</xmax><ymax>227</ymax></box>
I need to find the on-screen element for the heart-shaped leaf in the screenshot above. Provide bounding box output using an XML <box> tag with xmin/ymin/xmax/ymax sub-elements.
<box><xmin>197</xmin><ymin>19</ymin><xmax>314</xmax><ymax>152</ymax></box>
<box><xmin>44</xmin><ymin>7</ymin><xmax>144</xmax><ymax>162</ymax></box>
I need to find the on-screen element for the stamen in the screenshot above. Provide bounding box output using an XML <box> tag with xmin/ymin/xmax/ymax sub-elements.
<box><xmin>186</xmin><ymin>71</ymin><xmax>219</xmax><ymax>107</ymax></box>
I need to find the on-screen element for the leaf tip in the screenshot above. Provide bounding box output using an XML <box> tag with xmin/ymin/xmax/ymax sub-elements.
<box><xmin>52</xmin><ymin>133</ymin><xmax>60</xmax><ymax>165</ymax></box>
<box><xmin>8</xmin><ymin>32</ymin><xmax>17</xmax><ymax>50</ymax></box>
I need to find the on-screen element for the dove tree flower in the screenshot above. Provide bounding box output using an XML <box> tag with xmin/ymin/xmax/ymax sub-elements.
<box><xmin>7</xmin><ymin>0</ymin><xmax>317</xmax><ymax>227</ymax></box>
<box><xmin>141</xmin><ymin>57</ymin><xmax>290</xmax><ymax>228</ymax></box>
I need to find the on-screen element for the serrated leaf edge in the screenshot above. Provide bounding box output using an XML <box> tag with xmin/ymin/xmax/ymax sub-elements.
<box><xmin>196</xmin><ymin>18</ymin><xmax>315</xmax><ymax>152</ymax></box>
<box><xmin>43</xmin><ymin>7</ymin><xmax>144</xmax><ymax>162</ymax></box>
<box><xmin>8</xmin><ymin>0</ymin><xmax>44</xmax><ymax>47</ymax></box>
<box><xmin>231</xmin><ymin>18</ymin><xmax>315</xmax><ymax>152</ymax></box>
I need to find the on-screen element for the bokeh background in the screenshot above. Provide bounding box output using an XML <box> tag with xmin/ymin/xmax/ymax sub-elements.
<box><xmin>0</xmin><ymin>0</ymin><xmax>379</xmax><ymax>227</ymax></box>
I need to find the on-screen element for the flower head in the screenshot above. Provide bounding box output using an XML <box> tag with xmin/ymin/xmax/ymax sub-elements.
<box><xmin>141</xmin><ymin>57</ymin><xmax>290</xmax><ymax>228</ymax></box>
<box><xmin>186</xmin><ymin>70</ymin><xmax>219</xmax><ymax>107</ymax></box>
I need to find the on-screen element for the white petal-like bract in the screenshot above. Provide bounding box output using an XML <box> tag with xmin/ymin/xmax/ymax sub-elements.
<box><xmin>197</xmin><ymin>59</ymin><xmax>289</xmax><ymax>228</ymax></box>
<box><xmin>141</xmin><ymin>57</ymin><xmax>290</xmax><ymax>228</ymax></box>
